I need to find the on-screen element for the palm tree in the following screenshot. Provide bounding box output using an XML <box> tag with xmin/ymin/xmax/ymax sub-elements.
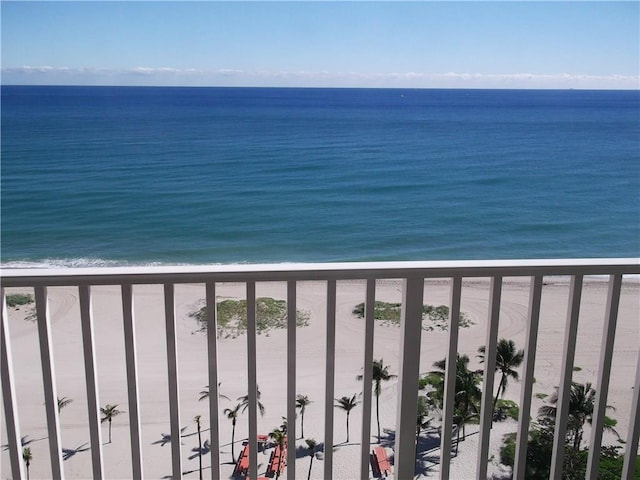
<box><xmin>57</xmin><ymin>396</ymin><xmax>73</xmax><ymax>412</ymax></box>
<box><xmin>357</xmin><ymin>358</ymin><xmax>396</xmax><ymax>442</ymax></box>
<box><xmin>296</xmin><ymin>394</ymin><xmax>312</xmax><ymax>438</ymax></box>
<box><xmin>224</xmin><ymin>403</ymin><xmax>242</xmax><ymax>462</ymax></box>
<box><xmin>269</xmin><ymin>427</ymin><xmax>287</xmax><ymax>480</ymax></box>
<box><xmin>304</xmin><ymin>438</ymin><xmax>317</xmax><ymax>480</ymax></box>
<box><xmin>100</xmin><ymin>404</ymin><xmax>124</xmax><ymax>444</ymax></box>
<box><xmin>238</xmin><ymin>385</ymin><xmax>265</xmax><ymax>416</ymax></box>
<box><xmin>198</xmin><ymin>382</ymin><xmax>230</xmax><ymax>401</ymax></box>
<box><xmin>478</xmin><ymin>338</ymin><xmax>524</xmax><ymax>412</ymax></box>
<box><xmin>279</xmin><ymin>416</ymin><xmax>288</xmax><ymax>435</ymax></box>
<box><xmin>194</xmin><ymin>415</ymin><xmax>203</xmax><ymax>480</ymax></box>
<box><xmin>538</xmin><ymin>381</ymin><xmax>618</xmax><ymax>451</ymax></box>
<box><xmin>416</xmin><ymin>395</ymin><xmax>430</xmax><ymax>444</ymax></box>
<box><xmin>428</xmin><ymin>354</ymin><xmax>482</xmax><ymax>440</ymax></box>
<box><xmin>22</xmin><ymin>447</ymin><xmax>32</xmax><ymax>480</ymax></box>
<box><xmin>335</xmin><ymin>394</ymin><xmax>359</xmax><ymax>443</ymax></box>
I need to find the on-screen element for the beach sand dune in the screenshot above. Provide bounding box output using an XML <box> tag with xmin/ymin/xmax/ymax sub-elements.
<box><xmin>2</xmin><ymin>278</ymin><xmax>638</xmax><ymax>479</ymax></box>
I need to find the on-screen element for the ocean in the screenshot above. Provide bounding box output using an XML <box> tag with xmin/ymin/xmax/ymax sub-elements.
<box><xmin>1</xmin><ymin>86</ymin><xmax>638</xmax><ymax>267</ymax></box>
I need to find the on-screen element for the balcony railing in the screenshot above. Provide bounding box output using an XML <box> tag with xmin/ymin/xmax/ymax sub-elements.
<box><xmin>1</xmin><ymin>259</ymin><xmax>639</xmax><ymax>479</ymax></box>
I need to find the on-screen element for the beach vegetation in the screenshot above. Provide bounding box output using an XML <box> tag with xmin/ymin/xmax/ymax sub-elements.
<box><xmin>224</xmin><ymin>403</ymin><xmax>242</xmax><ymax>462</ymax></box>
<box><xmin>190</xmin><ymin>297</ymin><xmax>310</xmax><ymax>338</ymax></box>
<box><xmin>499</xmin><ymin>423</ymin><xmax>632</xmax><ymax>480</ymax></box>
<box><xmin>268</xmin><ymin>427</ymin><xmax>287</xmax><ymax>480</ymax></box>
<box><xmin>304</xmin><ymin>438</ymin><xmax>318</xmax><ymax>480</ymax></box>
<box><xmin>23</xmin><ymin>447</ymin><xmax>32</xmax><ymax>480</ymax></box>
<box><xmin>57</xmin><ymin>396</ymin><xmax>73</xmax><ymax>412</ymax></box>
<box><xmin>499</xmin><ymin>381</ymin><xmax>624</xmax><ymax>479</ymax></box>
<box><xmin>238</xmin><ymin>385</ymin><xmax>266</xmax><ymax>417</ymax></box>
<box><xmin>423</xmin><ymin>354</ymin><xmax>482</xmax><ymax>440</ymax></box>
<box><xmin>198</xmin><ymin>382</ymin><xmax>230</xmax><ymax>402</ymax></box>
<box><xmin>6</xmin><ymin>293</ymin><xmax>34</xmax><ymax>307</ymax></box>
<box><xmin>335</xmin><ymin>394</ymin><xmax>359</xmax><ymax>443</ymax></box>
<box><xmin>416</xmin><ymin>395</ymin><xmax>431</xmax><ymax>446</ymax></box>
<box><xmin>493</xmin><ymin>399</ymin><xmax>519</xmax><ymax>421</ymax></box>
<box><xmin>352</xmin><ymin>301</ymin><xmax>472</xmax><ymax>331</ymax></box>
<box><xmin>538</xmin><ymin>381</ymin><xmax>618</xmax><ymax>451</ymax></box>
<box><xmin>296</xmin><ymin>394</ymin><xmax>312</xmax><ymax>439</ymax></box>
<box><xmin>478</xmin><ymin>338</ymin><xmax>524</xmax><ymax>416</ymax></box>
<box><xmin>357</xmin><ymin>358</ymin><xmax>396</xmax><ymax>443</ymax></box>
<box><xmin>100</xmin><ymin>404</ymin><xmax>124</xmax><ymax>444</ymax></box>
<box><xmin>194</xmin><ymin>415</ymin><xmax>203</xmax><ymax>480</ymax></box>
<box><xmin>279</xmin><ymin>416</ymin><xmax>288</xmax><ymax>435</ymax></box>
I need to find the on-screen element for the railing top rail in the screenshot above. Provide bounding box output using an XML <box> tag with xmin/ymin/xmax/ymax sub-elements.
<box><xmin>1</xmin><ymin>258</ymin><xmax>638</xmax><ymax>287</ymax></box>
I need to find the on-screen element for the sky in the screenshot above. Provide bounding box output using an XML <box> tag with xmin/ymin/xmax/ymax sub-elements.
<box><xmin>1</xmin><ymin>1</ymin><xmax>639</xmax><ymax>89</ymax></box>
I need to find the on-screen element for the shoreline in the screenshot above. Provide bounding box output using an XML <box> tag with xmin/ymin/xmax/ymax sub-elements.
<box><xmin>2</xmin><ymin>278</ymin><xmax>638</xmax><ymax>478</ymax></box>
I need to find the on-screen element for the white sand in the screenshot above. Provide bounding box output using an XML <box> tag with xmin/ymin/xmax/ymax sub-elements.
<box><xmin>2</xmin><ymin>277</ymin><xmax>638</xmax><ymax>479</ymax></box>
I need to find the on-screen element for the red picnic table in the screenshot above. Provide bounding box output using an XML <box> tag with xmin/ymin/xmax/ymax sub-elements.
<box><xmin>371</xmin><ymin>446</ymin><xmax>392</xmax><ymax>478</ymax></box>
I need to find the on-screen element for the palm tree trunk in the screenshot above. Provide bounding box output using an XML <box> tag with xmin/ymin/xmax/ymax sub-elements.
<box><xmin>307</xmin><ymin>455</ymin><xmax>314</xmax><ymax>480</ymax></box>
<box><xmin>197</xmin><ymin>423</ymin><xmax>203</xmax><ymax>480</ymax></box>
<box><xmin>346</xmin><ymin>413</ymin><xmax>350</xmax><ymax>443</ymax></box>
<box><xmin>376</xmin><ymin>392</ymin><xmax>381</xmax><ymax>442</ymax></box>
<box><xmin>108</xmin><ymin>419</ymin><xmax>112</xmax><ymax>443</ymax></box>
<box><xmin>492</xmin><ymin>374</ymin><xmax>506</xmax><ymax>413</ymax></box>
<box><xmin>301</xmin><ymin>412</ymin><xmax>305</xmax><ymax>439</ymax></box>
<box><xmin>26</xmin><ymin>463</ymin><xmax>30</xmax><ymax>480</ymax></box>
<box><xmin>275</xmin><ymin>444</ymin><xmax>284</xmax><ymax>480</ymax></box>
<box><xmin>573</xmin><ymin>429</ymin><xmax>582</xmax><ymax>451</ymax></box>
<box><xmin>231</xmin><ymin>423</ymin><xmax>236</xmax><ymax>462</ymax></box>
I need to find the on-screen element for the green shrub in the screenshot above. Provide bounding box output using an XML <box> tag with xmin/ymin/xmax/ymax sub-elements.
<box><xmin>494</xmin><ymin>399</ymin><xmax>519</xmax><ymax>421</ymax></box>
<box><xmin>6</xmin><ymin>293</ymin><xmax>34</xmax><ymax>308</ymax></box>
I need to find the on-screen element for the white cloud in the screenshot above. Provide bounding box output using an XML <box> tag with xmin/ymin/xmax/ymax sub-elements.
<box><xmin>2</xmin><ymin>65</ymin><xmax>638</xmax><ymax>89</ymax></box>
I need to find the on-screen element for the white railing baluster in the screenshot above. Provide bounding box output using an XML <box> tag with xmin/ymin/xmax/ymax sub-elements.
<box><xmin>121</xmin><ymin>283</ymin><xmax>144</xmax><ymax>479</ymax></box>
<box><xmin>586</xmin><ymin>274</ymin><xmax>623</xmax><ymax>478</ymax></box>
<box><xmin>78</xmin><ymin>285</ymin><xmax>104</xmax><ymax>479</ymax></box>
<box><xmin>205</xmin><ymin>282</ymin><xmax>221</xmax><ymax>480</ymax></box>
<box><xmin>286</xmin><ymin>280</ymin><xmax>297</xmax><ymax>478</ymax></box>
<box><xmin>34</xmin><ymin>285</ymin><xmax>64</xmax><ymax>479</ymax></box>
<box><xmin>622</xmin><ymin>348</ymin><xmax>640</xmax><ymax>480</ymax></box>
<box><xmin>550</xmin><ymin>274</ymin><xmax>584</xmax><ymax>478</ymax></box>
<box><xmin>476</xmin><ymin>276</ymin><xmax>502</xmax><ymax>479</ymax></box>
<box><xmin>164</xmin><ymin>283</ymin><xmax>182</xmax><ymax>479</ymax></box>
<box><xmin>359</xmin><ymin>278</ymin><xmax>376</xmax><ymax>480</ymax></box>
<box><xmin>513</xmin><ymin>275</ymin><xmax>543</xmax><ymax>478</ymax></box>
<box><xmin>246</xmin><ymin>282</ymin><xmax>258</xmax><ymax>480</ymax></box>
<box><xmin>394</xmin><ymin>276</ymin><xmax>425</xmax><ymax>479</ymax></box>
<box><xmin>440</xmin><ymin>275</ymin><xmax>462</xmax><ymax>480</ymax></box>
<box><xmin>1</xmin><ymin>288</ymin><xmax>26</xmax><ymax>479</ymax></box>
<box><xmin>324</xmin><ymin>280</ymin><xmax>337</xmax><ymax>480</ymax></box>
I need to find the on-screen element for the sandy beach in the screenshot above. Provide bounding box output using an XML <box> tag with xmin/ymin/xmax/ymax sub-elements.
<box><xmin>2</xmin><ymin>277</ymin><xmax>638</xmax><ymax>479</ymax></box>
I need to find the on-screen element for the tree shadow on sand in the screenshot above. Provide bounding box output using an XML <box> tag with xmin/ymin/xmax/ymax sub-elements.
<box><xmin>2</xmin><ymin>435</ymin><xmax>48</xmax><ymax>451</ymax></box>
<box><xmin>152</xmin><ymin>426</ymin><xmax>188</xmax><ymax>446</ymax></box>
<box><xmin>181</xmin><ymin>426</ymin><xmax>211</xmax><ymax>438</ymax></box>
<box><xmin>378</xmin><ymin>427</ymin><xmax>464</xmax><ymax>477</ymax></box>
<box><xmin>294</xmin><ymin>441</ymin><xmax>326</xmax><ymax>459</ymax></box>
<box><xmin>188</xmin><ymin>439</ymin><xmax>211</xmax><ymax>460</ymax></box>
<box><xmin>62</xmin><ymin>443</ymin><xmax>91</xmax><ymax>460</ymax></box>
<box><xmin>161</xmin><ymin>465</ymin><xmax>212</xmax><ymax>478</ymax></box>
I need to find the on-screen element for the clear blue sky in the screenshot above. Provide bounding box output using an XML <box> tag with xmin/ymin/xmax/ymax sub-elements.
<box><xmin>2</xmin><ymin>1</ymin><xmax>638</xmax><ymax>89</ymax></box>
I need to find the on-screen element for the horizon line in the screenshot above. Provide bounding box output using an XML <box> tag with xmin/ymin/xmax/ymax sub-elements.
<box><xmin>3</xmin><ymin>84</ymin><xmax>639</xmax><ymax>92</ymax></box>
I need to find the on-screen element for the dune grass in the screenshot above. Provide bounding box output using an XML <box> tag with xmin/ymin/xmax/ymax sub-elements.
<box><xmin>352</xmin><ymin>301</ymin><xmax>473</xmax><ymax>331</ymax></box>
<box><xmin>190</xmin><ymin>297</ymin><xmax>310</xmax><ymax>338</ymax></box>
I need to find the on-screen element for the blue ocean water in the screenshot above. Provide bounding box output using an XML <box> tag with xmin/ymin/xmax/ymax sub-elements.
<box><xmin>1</xmin><ymin>86</ymin><xmax>639</xmax><ymax>266</ymax></box>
